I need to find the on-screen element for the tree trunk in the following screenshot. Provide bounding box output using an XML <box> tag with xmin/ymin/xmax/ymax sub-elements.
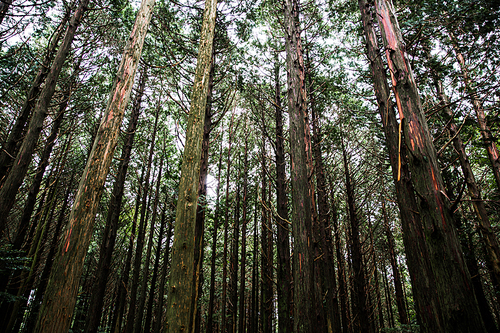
<box><xmin>137</xmin><ymin>158</ymin><xmax>163</xmax><ymax>333</ymax></box>
<box><xmin>229</xmin><ymin>173</ymin><xmax>240</xmax><ymax>333</ymax></box>
<box><xmin>221</xmin><ymin>111</ymin><xmax>236</xmax><ymax>333</ymax></box>
<box><xmin>381</xmin><ymin>197</ymin><xmax>408</xmax><ymax>325</ymax></box>
<box><xmin>329</xmin><ymin>195</ymin><xmax>349</xmax><ymax>333</ymax></box>
<box><xmin>273</xmin><ymin>54</ymin><xmax>293</xmax><ymax>333</ymax></box>
<box><xmin>125</xmin><ymin>101</ymin><xmax>159</xmax><ymax>333</ymax></box>
<box><xmin>238</xmin><ymin>137</ymin><xmax>248</xmax><ymax>333</ymax></box>
<box><xmin>260</xmin><ymin>146</ymin><xmax>273</xmax><ymax>333</ymax></box>
<box><xmin>84</xmin><ymin>67</ymin><xmax>145</xmax><ymax>333</ymax></box>
<box><xmin>311</xmin><ymin>87</ymin><xmax>341</xmax><ymax>333</ymax></box>
<box><xmin>145</xmin><ymin>160</ymin><xmax>166</xmax><ymax>333</ymax></box>
<box><xmin>206</xmin><ymin>139</ymin><xmax>223</xmax><ymax>333</ymax></box>
<box><xmin>427</xmin><ymin>48</ymin><xmax>500</xmax><ymax>292</ymax></box>
<box><xmin>283</xmin><ymin>0</ymin><xmax>316</xmax><ymax>331</ymax></box>
<box><xmin>22</xmin><ymin>174</ymin><xmax>74</xmax><ymax>333</ymax></box>
<box><xmin>112</xmin><ymin>165</ymin><xmax>144</xmax><ymax>333</ymax></box>
<box><xmin>153</xmin><ymin>207</ymin><xmax>174</xmax><ymax>333</ymax></box>
<box><xmin>33</xmin><ymin>0</ymin><xmax>155</xmax><ymax>329</ymax></box>
<box><xmin>374</xmin><ymin>1</ymin><xmax>485</xmax><ymax>331</ymax></box>
<box><xmin>163</xmin><ymin>0</ymin><xmax>217</xmax><ymax>331</ymax></box>
<box><xmin>357</xmin><ymin>1</ymin><xmax>445</xmax><ymax>331</ymax></box>
<box><xmin>448</xmin><ymin>32</ymin><xmax>500</xmax><ymax>191</ymax></box>
<box><xmin>342</xmin><ymin>139</ymin><xmax>371</xmax><ymax>333</ymax></box>
<box><xmin>0</xmin><ymin>0</ymin><xmax>88</xmax><ymax>240</ymax></box>
<box><xmin>0</xmin><ymin>10</ymin><xmax>69</xmax><ymax>184</ymax></box>
<box><xmin>193</xmin><ymin>52</ymin><xmax>215</xmax><ymax>333</ymax></box>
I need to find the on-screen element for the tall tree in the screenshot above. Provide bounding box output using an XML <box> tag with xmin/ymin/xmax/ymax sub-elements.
<box><xmin>374</xmin><ymin>0</ymin><xmax>485</xmax><ymax>331</ymax></box>
<box><xmin>33</xmin><ymin>0</ymin><xmax>156</xmax><ymax>330</ymax></box>
<box><xmin>163</xmin><ymin>0</ymin><xmax>217</xmax><ymax>331</ymax></box>
<box><xmin>283</xmin><ymin>0</ymin><xmax>317</xmax><ymax>330</ymax></box>
<box><xmin>0</xmin><ymin>0</ymin><xmax>89</xmax><ymax>239</ymax></box>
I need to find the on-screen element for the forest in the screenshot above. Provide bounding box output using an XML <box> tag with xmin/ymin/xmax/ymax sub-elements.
<box><xmin>0</xmin><ymin>0</ymin><xmax>499</xmax><ymax>332</ymax></box>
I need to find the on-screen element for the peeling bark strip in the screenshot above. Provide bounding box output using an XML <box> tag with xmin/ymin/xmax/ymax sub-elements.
<box><xmin>33</xmin><ymin>0</ymin><xmax>156</xmax><ymax>331</ymax></box>
<box><xmin>374</xmin><ymin>0</ymin><xmax>485</xmax><ymax>332</ymax></box>
<box><xmin>164</xmin><ymin>0</ymin><xmax>217</xmax><ymax>332</ymax></box>
<box><xmin>357</xmin><ymin>1</ymin><xmax>444</xmax><ymax>331</ymax></box>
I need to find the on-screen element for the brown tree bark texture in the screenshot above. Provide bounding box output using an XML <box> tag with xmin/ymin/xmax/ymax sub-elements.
<box><xmin>163</xmin><ymin>0</ymin><xmax>217</xmax><ymax>331</ymax></box>
<box><xmin>375</xmin><ymin>0</ymin><xmax>485</xmax><ymax>331</ymax></box>
<box><xmin>33</xmin><ymin>0</ymin><xmax>155</xmax><ymax>331</ymax></box>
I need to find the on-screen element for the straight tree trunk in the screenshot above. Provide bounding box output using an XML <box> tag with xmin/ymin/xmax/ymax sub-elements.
<box><xmin>221</xmin><ymin>112</ymin><xmax>236</xmax><ymax>333</ymax></box>
<box><xmin>0</xmin><ymin>10</ymin><xmax>69</xmax><ymax>184</ymax></box>
<box><xmin>358</xmin><ymin>1</ymin><xmax>445</xmax><ymax>331</ymax></box>
<box><xmin>145</xmin><ymin>162</ymin><xmax>166</xmax><ymax>333</ymax></box>
<box><xmin>328</xmin><ymin>186</ymin><xmax>350</xmax><ymax>333</ymax></box>
<box><xmin>248</xmin><ymin>202</ymin><xmax>259</xmax><ymax>333</ymax></box>
<box><xmin>22</xmin><ymin>174</ymin><xmax>74</xmax><ymax>333</ymax></box>
<box><xmin>342</xmin><ymin>139</ymin><xmax>371</xmax><ymax>333</ymax></box>
<box><xmin>426</xmin><ymin>49</ymin><xmax>500</xmax><ymax>290</ymax></box>
<box><xmin>273</xmin><ymin>54</ymin><xmax>293</xmax><ymax>333</ymax></box>
<box><xmin>163</xmin><ymin>0</ymin><xmax>217</xmax><ymax>331</ymax></box>
<box><xmin>283</xmin><ymin>0</ymin><xmax>316</xmax><ymax>331</ymax></box>
<box><xmin>112</xmin><ymin>165</ymin><xmax>144</xmax><ymax>333</ymax></box>
<box><xmin>153</xmin><ymin>210</ymin><xmax>174</xmax><ymax>333</ymax></box>
<box><xmin>206</xmin><ymin>139</ymin><xmax>223</xmax><ymax>333</ymax></box>
<box><xmin>381</xmin><ymin>197</ymin><xmax>408</xmax><ymax>325</ymax></box>
<box><xmin>0</xmin><ymin>0</ymin><xmax>88</xmax><ymax>240</ymax></box>
<box><xmin>193</xmin><ymin>53</ymin><xmax>215</xmax><ymax>333</ymax></box>
<box><xmin>33</xmin><ymin>0</ymin><xmax>155</xmax><ymax>330</ymax></box>
<box><xmin>311</xmin><ymin>90</ymin><xmax>341</xmax><ymax>333</ymax></box>
<box><xmin>126</xmin><ymin>102</ymin><xmax>159</xmax><ymax>333</ymax></box>
<box><xmin>12</xmin><ymin>56</ymin><xmax>79</xmax><ymax>255</ymax></box>
<box><xmin>136</xmin><ymin>158</ymin><xmax>163</xmax><ymax>333</ymax></box>
<box><xmin>260</xmin><ymin>147</ymin><xmax>273</xmax><ymax>333</ymax></box>
<box><xmin>229</xmin><ymin>175</ymin><xmax>240</xmax><ymax>333</ymax></box>
<box><xmin>374</xmin><ymin>1</ymin><xmax>485</xmax><ymax>331</ymax></box>
<box><xmin>84</xmin><ymin>67</ymin><xmax>145</xmax><ymax>333</ymax></box>
<box><xmin>238</xmin><ymin>137</ymin><xmax>248</xmax><ymax>333</ymax></box>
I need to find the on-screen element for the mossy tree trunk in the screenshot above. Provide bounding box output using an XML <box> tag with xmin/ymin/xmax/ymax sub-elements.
<box><xmin>163</xmin><ymin>0</ymin><xmax>217</xmax><ymax>331</ymax></box>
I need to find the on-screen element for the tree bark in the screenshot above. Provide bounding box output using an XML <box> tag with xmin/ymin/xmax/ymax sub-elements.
<box><xmin>125</xmin><ymin>101</ymin><xmax>159</xmax><ymax>333</ymax></box>
<box><xmin>0</xmin><ymin>10</ymin><xmax>69</xmax><ymax>184</ymax></box>
<box><xmin>221</xmin><ymin>111</ymin><xmax>236</xmax><ymax>333</ymax></box>
<box><xmin>163</xmin><ymin>0</ymin><xmax>217</xmax><ymax>331</ymax></box>
<box><xmin>206</xmin><ymin>139</ymin><xmax>223</xmax><ymax>333</ymax></box>
<box><xmin>238</xmin><ymin>137</ymin><xmax>248</xmax><ymax>333</ymax></box>
<box><xmin>283</xmin><ymin>0</ymin><xmax>316</xmax><ymax>331</ymax></box>
<box><xmin>342</xmin><ymin>139</ymin><xmax>371</xmax><ymax>333</ymax></box>
<box><xmin>33</xmin><ymin>0</ymin><xmax>155</xmax><ymax>330</ymax></box>
<box><xmin>374</xmin><ymin>0</ymin><xmax>485</xmax><ymax>331</ymax></box>
<box><xmin>448</xmin><ymin>32</ymin><xmax>500</xmax><ymax>191</ymax></box>
<box><xmin>0</xmin><ymin>0</ymin><xmax>88</xmax><ymax>240</ymax></box>
<box><xmin>358</xmin><ymin>1</ymin><xmax>445</xmax><ymax>331</ymax></box>
<box><xmin>381</xmin><ymin>196</ymin><xmax>408</xmax><ymax>325</ymax></box>
<box><xmin>273</xmin><ymin>54</ymin><xmax>293</xmax><ymax>333</ymax></box>
<box><xmin>84</xmin><ymin>67</ymin><xmax>145</xmax><ymax>333</ymax></box>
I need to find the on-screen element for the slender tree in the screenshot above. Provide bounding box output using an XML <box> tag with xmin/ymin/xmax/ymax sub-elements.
<box><xmin>163</xmin><ymin>0</ymin><xmax>217</xmax><ymax>331</ymax></box>
<box><xmin>33</xmin><ymin>0</ymin><xmax>156</xmax><ymax>329</ymax></box>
